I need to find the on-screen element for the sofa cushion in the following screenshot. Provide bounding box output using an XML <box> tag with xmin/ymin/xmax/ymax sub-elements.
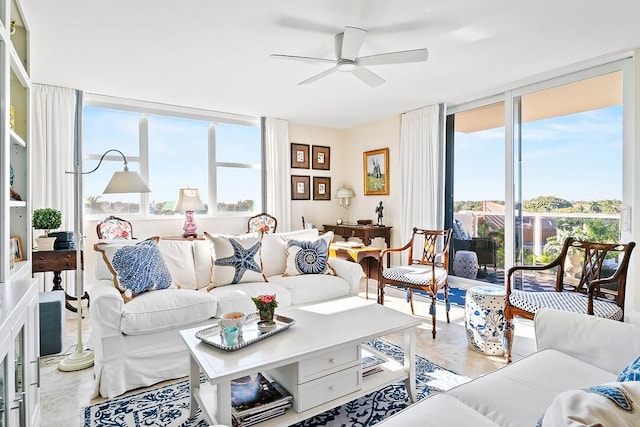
<box><xmin>193</xmin><ymin>239</ymin><xmax>214</xmax><ymax>289</ymax></box>
<box><xmin>269</xmin><ymin>274</ymin><xmax>351</xmax><ymax>306</ymax></box>
<box><xmin>208</xmin><ymin>282</ymin><xmax>292</xmax><ymax>315</ymax></box>
<box><xmin>284</xmin><ymin>232</ymin><xmax>334</xmax><ymax>276</ymax></box>
<box><xmin>157</xmin><ymin>239</ymin><xmax>198</xmax><ymax>289</ymax></box>
<box><xmin>617</xmin><ymin>355</ymin><xmax>640</xmax><ymax>382</ymax></box>
<box><xmin>378</xmin><ymin>394</ymin><xmax>500</xmax><ymax>427</ymax></box>
<box><xmin>95</xmin><ymin>237</ymin><xmax>173</xmax><ymax>301</ymax></box>
<box><xmin>538</xmin><ymin>381</ymin><xmax>640</xmax><ymax>427</ymax></box>
<box><xmin>447</xmin><ymin>349</ymin><xmax>617</xmax><ymax>427</ymax></box>
<box><xmin>205</xmin><ymin>232</ymin><xmax>266</xmax><ymax>287</ymax></box>
<box><xmin>261</xmin><ymin>229</ymin><xmax>320</xmax><ymax>277</ymax></box>
<box><xmin>120</xmin><ymin>288</ymin><xmax>217</xmax><ymax>335</ymax></box>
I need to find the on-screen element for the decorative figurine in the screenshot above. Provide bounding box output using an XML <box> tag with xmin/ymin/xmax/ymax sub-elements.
<box><xmin>375</xmin><ymin>201</ymin><xmax>384</xmax><ymax>226</ymax></box>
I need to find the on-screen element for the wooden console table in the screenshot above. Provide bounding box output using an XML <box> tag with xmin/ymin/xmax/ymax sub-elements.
<box><xmin>32</xmin><ymin>249</ymin><xmax>89</xmax><ymax>313</ymax></box>
<box><xmin>323</xmin><ymin>224</ymin><xmax>392</xmax><ymax>265</ymax></box>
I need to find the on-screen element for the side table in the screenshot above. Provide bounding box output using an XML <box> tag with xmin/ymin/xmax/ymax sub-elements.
<box><xmin>465</xmin><ymin>285</ymin><xmax>507</xmax><ymax>356</ymax></box>
<box><xmin>329</xmin><ymin>244</ymin><xmax>381</xmax><ymax>299</ymax></box>
<box><xmin>32</xmin><ymin>249</ymin><xmax>89</xmax><ymax>312</ymax></box>
<box><xmin>453</xmin><ymin>250</ymin><xmax>479</xmax><ymax>279</ymax></box>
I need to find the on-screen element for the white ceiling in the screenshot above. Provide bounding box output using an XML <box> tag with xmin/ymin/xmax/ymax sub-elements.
<box><xmin>20</xmin><ymin>0</ymin><xmax>640</xmax><ymax>129</ymax></box>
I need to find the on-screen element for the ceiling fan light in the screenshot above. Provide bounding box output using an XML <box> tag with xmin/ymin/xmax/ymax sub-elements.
<box><xmin>337</xmin><ymin>60</ymin><xmax>357</xmax><ymax>72</ymax></box>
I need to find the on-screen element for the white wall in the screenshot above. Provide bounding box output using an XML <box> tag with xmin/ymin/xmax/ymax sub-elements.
<box><xmin>288</xmin><ymin>123</ymin><xmax>347</xmax><ymax>230</ymax></box>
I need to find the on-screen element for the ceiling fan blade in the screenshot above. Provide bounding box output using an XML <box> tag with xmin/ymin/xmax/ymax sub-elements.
<box><xmin>270</xmin><ymin>54</ymin><xmax>335</xmax><ymax>64</ymax></box>
<box><xmin>298</xmin><ymin>66</ymin><xmax>338</xmax><ymax>85</ymax></box>
<box><xmin>358</xmin><ymin>48</ymin><xmax>429</xmax><ymax>66</ymax></box>
<box><xmin>340</xmin><ymin>26</ymin><xmax>367</xmax><ymax>61</ymax></box>
<box><xmin>351</xmin><ymin>66</ymin><xmax>385</xmax><ymax>88</ymax></box>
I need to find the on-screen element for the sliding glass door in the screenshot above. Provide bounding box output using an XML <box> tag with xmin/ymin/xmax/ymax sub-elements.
<box><xmin>447</xmin><ymin>62</ymin><xmax>627</xmax><ymax>288</ymax></box>
<box><xmin>513</xmin><ymin>71</ymin><xmax>623</xmax><ymax>290</ymax></box>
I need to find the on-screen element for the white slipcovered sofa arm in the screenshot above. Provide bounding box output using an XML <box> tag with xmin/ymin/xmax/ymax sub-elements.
<box><xmin>535</xmin><ymin>308</ymin><xmax>640</xmax><ymax>374</ymax></box>
<box><xmin>328</xmin><ymin>257</ymin><xmax>364</xmax><ymax>296</ymax></box>
<box><xmin>90</xmin><ymin>279</ymin><xmax>124</xmax><ymax>337</ymax></box>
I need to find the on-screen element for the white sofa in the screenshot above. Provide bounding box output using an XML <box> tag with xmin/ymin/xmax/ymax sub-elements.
<box><xmin>378</xmin><ymin>308</ymin><xmax>640</xmax><ymax>426</ymax></box>
<box><xmin>89</xmin><ymin>229</ymin><xmax>364</xmax><ymax>398</ymax></box>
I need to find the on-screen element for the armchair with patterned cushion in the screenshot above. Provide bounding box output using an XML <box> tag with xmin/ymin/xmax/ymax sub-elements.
<box><xmin>96</xmin><ymin>215</ymin><xmax>135</xmax><ymax>240</ymax></box>
<box><xmin>504</xmin><ymin>237</ymin><xmax>635</xmax><ymax>363</ymax></box>
<box><xmin>247</xmin><ymin>213</ymin><xmax>278</xmax><ymax>233</ymax></box>
<box><xmin>379</xmin><ymin>228</ymin><xmax>452</xmax><ymax>339</ymax></box>
<box><xmin>452</xmin><ymin>219</ymin><xmax>496</xmax><ymax>271</ymax></box>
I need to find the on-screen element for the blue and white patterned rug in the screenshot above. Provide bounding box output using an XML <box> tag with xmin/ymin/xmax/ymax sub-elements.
<box><xmin>84</xmin><ymin>339</ymin><xmax>469</xmax><ymax>427</ymax></box>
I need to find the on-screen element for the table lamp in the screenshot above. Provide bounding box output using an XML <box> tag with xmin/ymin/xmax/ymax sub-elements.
<box><xmin>174</xmin><ymin>188</ymin><xmax>205</xmax><ymax>238</ymax></box>
<box><xmin>336</xmin><ymin>186</ymin><xmax>355</xmax><ymax>224</ymax></box>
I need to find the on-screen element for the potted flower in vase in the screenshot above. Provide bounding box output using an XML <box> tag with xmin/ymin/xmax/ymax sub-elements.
<box><xmin>251</xmin><ymin>294</ymin><xmax>278</xmax><ymax>322</ymax></box>
<box><xmin>33</xmin><ymin>208</ymin><xmax>62</xmax><ymax>251</ymax></box>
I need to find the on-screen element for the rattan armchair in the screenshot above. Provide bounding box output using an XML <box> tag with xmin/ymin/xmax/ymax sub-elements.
<box><xmin>379</xmin><ymin>228</ymin><xmax>452</xmax><ymax>338</ymax></box>
<box><xmin>504</xmin><ymin>237</ymin><xmax>635</xmax><ymax>362</ymax></box>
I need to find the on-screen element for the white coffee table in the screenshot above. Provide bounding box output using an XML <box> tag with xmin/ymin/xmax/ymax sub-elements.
<box><xmin>180</xmin><ymin>297</ymin><xmax>422</xmax><ymax>426</ymax></box>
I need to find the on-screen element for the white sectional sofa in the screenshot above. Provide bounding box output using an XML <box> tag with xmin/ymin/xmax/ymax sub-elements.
<box><xmin>378</xmin><ymin>308</ymin><xmax>640</xmax><ymax>426</ymax></box>
<box><xmin>89</xmin><ymin>229</ymin><xmax>364</xmax><ymax>398</ymax></box>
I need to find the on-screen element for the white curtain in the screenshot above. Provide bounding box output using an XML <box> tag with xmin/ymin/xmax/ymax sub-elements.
<box><xmin>264</xmin><ymin>117</ymin><xmax>291</xmax><ymax>231</ymax></box>
<box><xmin>32</xmin><ymin>84</ymin><xmax>77</xmax><ymax>290</ymax></box>
<box><xmin>399</xmin><ymin>104</ymin><xmax>446</xmax><ymax>245</ymax></box>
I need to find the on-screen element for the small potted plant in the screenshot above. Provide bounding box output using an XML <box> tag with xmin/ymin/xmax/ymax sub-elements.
<box><xmin>251</xmin><ymin>294</ymin><xmax>278</xmax><ymax>322</ymax></box>
<box><xmin>33</xmin><ymin>208</ymin><xmax>62</xmax><ymax>251</ymax></box>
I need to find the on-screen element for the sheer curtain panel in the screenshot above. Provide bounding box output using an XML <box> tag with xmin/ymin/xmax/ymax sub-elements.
<box><xmin>399</xmin><ymin>104</ymin><xmax>446</xmax><ymax>245</ymax></box>
<box><xmin>265</xmin><ymin>117</ymin><xmax>291</xmax><ymax>231</ymax></box>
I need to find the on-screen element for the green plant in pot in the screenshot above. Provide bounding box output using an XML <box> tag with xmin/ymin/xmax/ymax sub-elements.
<box><xmin>33</xmin><ymin>208</ymin><xmax>62</xmax><ymax>251</ymax></box>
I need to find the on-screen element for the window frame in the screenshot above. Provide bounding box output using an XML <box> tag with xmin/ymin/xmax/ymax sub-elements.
<box><xmin>82</xmin><ymin>94</ymin><xmax>263</xmax><ymax>218</ymax></box>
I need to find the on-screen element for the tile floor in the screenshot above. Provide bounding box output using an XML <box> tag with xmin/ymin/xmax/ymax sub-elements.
<box><xmin>39</xmin><ymin>281</ymin><xmax>536</xmax><ymax>427</ymax></box>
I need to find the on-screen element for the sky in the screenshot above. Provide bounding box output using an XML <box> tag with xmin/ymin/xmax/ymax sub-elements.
<box><xmin>82</xmin><ymin>106</ymin><xmax>261</xmax><ymax>211</ymax></box>
<box><xmin>454</xmin><ymin>105</ymin><xmax>623</xmax><ymax>202</ymax></box>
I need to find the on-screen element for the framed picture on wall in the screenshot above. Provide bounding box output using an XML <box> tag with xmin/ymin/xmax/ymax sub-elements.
<box><xmin>313</xmin><ymin>177</ymin><xmax>331</xmax><ymax>200</ymax></box>
<box><xmin>291</xmin><ymin>143</ymin><xmax>310</xmax><ymax>169</ymax></box>
<box><xmin>291</xmin><ymin>175</ymin><xmax>310</xmax><ymax>200</ymax></box>
<box><xmin>363</xmin><ymin>147</ymin><xmax>389</xmax><ymax>195</ymax></box>
<box><xmin>312</xmin><ymin>145</ymin><xmax>330</xmax><ymax>170</ymax></box>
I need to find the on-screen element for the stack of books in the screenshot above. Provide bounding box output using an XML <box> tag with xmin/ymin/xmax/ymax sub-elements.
<box><xmin>231</xmin><ymin>372</ymin><xmax>293</xmax><ymax>427</ymax></box>
<box><xmin>362</xmin><ymin>352</ymin><xmax>386</xmax><ymax>377</ymax></box>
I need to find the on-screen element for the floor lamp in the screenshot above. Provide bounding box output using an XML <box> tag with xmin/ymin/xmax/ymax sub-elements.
<box><xmin>59</xmin><ymin>148</ymin><xmax>150</xmax><ymax>372</ymax></box>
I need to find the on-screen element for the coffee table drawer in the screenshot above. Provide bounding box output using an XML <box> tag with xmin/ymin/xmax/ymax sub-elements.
<box><xmin>297</xmin><ymin>365</ymin><xmax>361</xmax><ymax>412</ymax></box>
<box><xmin>298</xmin><ymin>344</ymin><xmax>360</xmax><ymax>382</ymax></box>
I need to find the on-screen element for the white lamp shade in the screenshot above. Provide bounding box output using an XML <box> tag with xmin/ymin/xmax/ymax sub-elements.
<box><xmin>336</xmin><ymin>187</ymin><xmax>355</xmax><ymax>198</ymax></box>
<box><xmin>103</xmin><ymin>171</ymin><xmax>151</xmax><ymax>194</ymax></box>
<box><xmin>175</xmin><ymin>188</ymin><xmax>205</xmax><ymax>212</ymax></box>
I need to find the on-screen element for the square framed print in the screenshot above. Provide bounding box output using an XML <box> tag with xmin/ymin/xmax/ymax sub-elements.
<box><xmin>312</xmin><ymin>145</ymin><xmax>331</xmax><ymax>170</ymax></box>
<box><xmin>291</xmin><ymin>143</ymin><xmax>310</xmax><ymax>169</ymax></box>
<box><xmin>363</xmin><ymin>147</ymin><xmax>390</xmax><ymax>195</ymax></box>
<box><xmin>291</xmin><ymin>175</ymin><xmax>310</xmax><ymax>200</ymax></box>
<box><xmin>313</xmin><ymin>176</ymin><xmax>331</xmax><ymax>201</ymax></box>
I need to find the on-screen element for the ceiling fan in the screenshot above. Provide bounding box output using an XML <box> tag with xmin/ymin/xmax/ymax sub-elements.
<box><xmin>271</xmin><ymin>26</ymin><xmax>428</xmax><ymax>87</ymax></box>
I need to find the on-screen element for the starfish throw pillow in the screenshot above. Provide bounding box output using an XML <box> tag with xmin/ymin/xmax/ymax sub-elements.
<box><xmin>205</xmin><ymin>232</ymin><xmax>266</xmax><ymax>287</ymax></box>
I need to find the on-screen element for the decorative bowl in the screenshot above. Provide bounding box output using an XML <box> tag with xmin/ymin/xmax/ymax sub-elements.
<box><xmin>219</xmin><ymin>311</ymin><xmax>247</xmax><ymax>330</ymax></box>
<box><xmin>257</xmin><ymin>320</ymin><xmax>276</xmax><ymax>332</ymax></box>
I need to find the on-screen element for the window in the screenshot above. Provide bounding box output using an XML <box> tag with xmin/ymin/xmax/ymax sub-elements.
<box><xmin>82</xmin><ymin>98</ymin><xmax>262</xmax><ymax>216</ymax></box>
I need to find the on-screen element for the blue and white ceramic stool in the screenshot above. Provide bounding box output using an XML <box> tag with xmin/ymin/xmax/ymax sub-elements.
<box><xmin>465</xmin><ymin>285</ymin><xmax>507</xmax><ymax>356</ymax></box>
<box><xmin>453</xmin><ymin>250</ymin><xmax>479</xmax><ymax>279</ymax></box>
